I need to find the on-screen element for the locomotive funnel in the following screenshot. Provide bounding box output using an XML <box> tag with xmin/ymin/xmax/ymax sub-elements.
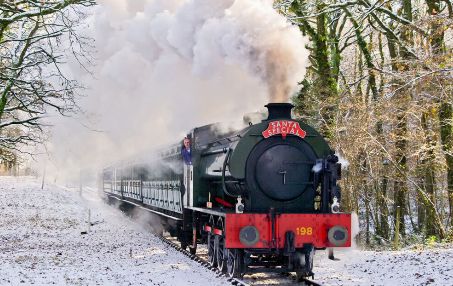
<box><xmin>265</xmin><ymin>103</ymin><xmax>294</xmax><ymax>120</ymax></box>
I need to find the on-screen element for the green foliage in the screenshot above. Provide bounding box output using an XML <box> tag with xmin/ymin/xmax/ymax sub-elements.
<box><xmin>425</xmin><ymin>235</ymin><xmax>438</xmax><ymax>246</ymax></box>
<box><xmin>292</xmin><ymin>79</ymin><xmax>312</xmax><ymax>119</ymax></box>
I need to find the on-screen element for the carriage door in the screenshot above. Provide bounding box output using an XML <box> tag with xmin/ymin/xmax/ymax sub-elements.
<box><xmin>183</xmin><ymin>164</ymin><xmax>194</xmax><ymax>207</ymax></box>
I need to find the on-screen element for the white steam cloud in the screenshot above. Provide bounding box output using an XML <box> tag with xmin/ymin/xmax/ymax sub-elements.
<box><xmin>37</xmin><ymin>0</ymin><xmax>309</xmax><ymax>181</ymax></box>
<box><xmin>94</xmin><ymin>0</ymin><xmax>308</xmax><ymax>102</ymax></box>
<box><xmin>336</xmin><ymin>152</ymin><xmax>350</xmax><ymax>169</ymax></box>
<box><xmin>312</xmin><ymin>162</ymin><xmax>323</xmax><ymax>173</ymax></box>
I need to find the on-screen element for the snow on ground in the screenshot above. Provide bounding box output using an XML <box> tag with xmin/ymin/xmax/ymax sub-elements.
<box><xmin>313</xmin><ymin>245</ymin><xmax>453</xmax><ymax>286</ymax></box>
<box><xmin>0</xmin><ymin>176</ymin><xmax>229</xmax><ymax>286</ymax></box>
<box><xmin>1</xmin><ymin>176</ymin><xmax>452</xmax><ymax>286</ymax></box>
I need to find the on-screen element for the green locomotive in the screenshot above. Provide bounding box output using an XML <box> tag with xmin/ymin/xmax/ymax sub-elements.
<box><xmin>103</xmin><ymin>103</ymin><xmax>351</xmax><ymax>279</ymax></box>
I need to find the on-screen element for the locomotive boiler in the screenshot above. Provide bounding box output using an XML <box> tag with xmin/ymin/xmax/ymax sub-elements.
<box><xmin>102</xmin><ymin>103</ymin><xmax>351</xmax><ymax>280</ymax></box>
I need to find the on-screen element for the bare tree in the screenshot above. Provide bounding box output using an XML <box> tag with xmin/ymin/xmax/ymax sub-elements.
<box><xmin>277</xmin><ymin>0</ymin><xmax>453</xmax><ymax>245</ymax></box>
<box><xmin>0</xmin><ymin>0</ymin><xmax>95</xmax><ymax>158</ymax></box>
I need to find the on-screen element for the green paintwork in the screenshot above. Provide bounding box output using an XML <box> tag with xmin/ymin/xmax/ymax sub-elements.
<box><xmin>103</xmin><ymin>117</ymin><xmax>332</xmax><ymax>211</ymax></box>
<box><xmin>229</xmin><ymin>119</ymin><xmax>332</xmax><ymax>179</ymax></box>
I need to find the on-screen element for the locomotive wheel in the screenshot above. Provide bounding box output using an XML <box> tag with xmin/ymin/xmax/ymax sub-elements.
<box><xmin>226</xmin><ymin>249</ymin><xmax>244</xmax><ymax>278</ymax></box>
<box><xmin>189</xmin><ymin>245</ymin><xmax>197</xmax><ymax>255</ymax></box>
<box><xmin>295</xmin><ymin>245</ymin><xmax>314</xmax><ymax>281</ymax></box>
<box><xmin>216</xmin><ymin>235</ymin><xmax>226</xmax><ymax>272</ymax></box>
<box><xmin>178</xmin><ymin>225</ymin><xmax>188</xmax><ymax>250</ymax></box>
<box><xmin>295</xmin><ymin>267</ymin><xmax>308</xmax><ymax>281</ymax></box>
<box><xmin>207</xmin><ymin>233</ymin><xmax>217</xmax><ymax>267</ymax></box>
<box><xmin>216</xmin><ymin>217</ymin><xmax>227</xmax><ymax>272</ymax></box>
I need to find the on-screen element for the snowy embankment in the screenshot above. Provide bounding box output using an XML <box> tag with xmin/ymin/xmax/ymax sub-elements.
<box><xmin>0</xmin><ymin>176</ymin><xmax>228</xmax><ymax>285</ymax></box>
<box><xmin>314</xmin><ymin>244</ymin><xmax>453</xmax><ymax>285</ymax></box>
<box><xmin>1</xmin><ymin>177</ymin><xmax>452</xmax><ymax>286</ymax></box>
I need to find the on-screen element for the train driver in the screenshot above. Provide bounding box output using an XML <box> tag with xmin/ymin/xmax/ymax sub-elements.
<box><xmin>181</xmin><ymin>137</ymin><xmax>192</xmax><ymax>165</ymax></box>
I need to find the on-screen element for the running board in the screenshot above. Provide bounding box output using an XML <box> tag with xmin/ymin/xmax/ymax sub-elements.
<box><xmin>105</xmin><ymin>193</ymin><xmax>183</xmax><ymax>221</ymax></box>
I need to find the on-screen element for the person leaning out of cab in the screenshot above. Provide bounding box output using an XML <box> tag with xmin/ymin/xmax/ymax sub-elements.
<box><xmin>181</xmin><ymin>137</ymin><xmax>192</xmax><ymax>165</ymax></box>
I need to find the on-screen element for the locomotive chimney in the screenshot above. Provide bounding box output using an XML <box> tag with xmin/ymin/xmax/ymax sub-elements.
<box><xmin>264</xmin><ymin>103</ymin><xmax>294</xmax><ymax>120</ymax></box>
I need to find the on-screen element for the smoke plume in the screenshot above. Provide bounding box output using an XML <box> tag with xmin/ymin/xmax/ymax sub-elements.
<box><xmin>36</xmin><ymin>0</ymin><xmax>309</xmax><ymax>180</ymax></box>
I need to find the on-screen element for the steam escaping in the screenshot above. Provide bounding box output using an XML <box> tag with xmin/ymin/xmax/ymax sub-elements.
<box><xmin>312</xmin><ymin>153</ymin><xmax>349</xmax><ymax>173</ymax></box>
<box><xmin>312</xmin><ymin>162</ymin><xmax>323</xmax><ymax>173</ymax></box>
<box><xmin>35</xmin><ymin>0</ymin><xmax>309</xmax><ymax>181</ymax></box>
<box><xmin>243</xmin><ymin>110</ymin><xmax>267</xmax><ymax>125</ymax></box>
<box><xmin>351</xmin><ymin>212</ymin><xmax>360</xmax><ymax>249</ymax></box>
<box><xmin>336</xmin><ymin>153</ymin><xmax>350</xmax><ymax>169</ymax></box>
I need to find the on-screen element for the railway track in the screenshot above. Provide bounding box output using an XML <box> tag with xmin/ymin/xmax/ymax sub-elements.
<box><xmin>157</xmin><ymin>233</ymin><xmax>322</xmax><ymax>286</ymax></box>
<box><xmin>156</xmin><ymin>234</ymin><xmax>249</xmax><ymax>286</ymax></box>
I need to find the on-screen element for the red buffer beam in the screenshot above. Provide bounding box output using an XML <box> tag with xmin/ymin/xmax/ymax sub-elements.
<box><xmin>225</xmin><ymin>213</ymin><xmax>351</xmax><ymax>249</ymax></box>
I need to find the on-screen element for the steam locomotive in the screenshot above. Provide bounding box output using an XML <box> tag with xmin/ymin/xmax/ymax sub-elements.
<box><xmin>102</xmin><ymin>103</ymin><xmax>351</xmax><ymax>280</ymax></box>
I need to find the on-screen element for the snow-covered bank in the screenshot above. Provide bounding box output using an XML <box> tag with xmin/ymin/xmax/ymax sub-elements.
<box><xmin>1</xmin><ymin>176</ymin><xmax>452</xmax><ymax>286</ymax></box>
<box><xmin>0</xmin><ymin>176</ymin><xmax>228</xmax><ymax>285</ymax></box>
<box><xmin>314</xmin><ymin>245</ymin><xmax>453</xmax><ymax>285</ymax></box>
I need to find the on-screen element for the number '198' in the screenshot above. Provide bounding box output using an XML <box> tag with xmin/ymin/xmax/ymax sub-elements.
<box><xmin>296</xmin><ymin>227</ymin><xmax>313</xmax><ymax>236</ymax></box>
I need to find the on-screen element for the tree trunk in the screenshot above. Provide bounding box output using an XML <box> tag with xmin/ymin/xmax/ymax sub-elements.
<box><xmin>417</xmin><ymin>190</ymin><xmax>426</xmax><ymax>232</ymax></box>
<box><xmin>365</xmin><ymin>182</ymin><xmax>371</xmax><ymax>245</ymax></box>
<box><xmin>314</xmin><ymin>1</ymin><xmax>338</xmax><ymax>138</ymax></box>
<box><xmin>425</xmin><ymin>0</ymin><xmax>453</xmax><ymax>227</ymax></box>
<box><xmin>439</xmin><ymin>103</ymin><xmax>453</xmax><ymax>226</ymax></box>
<box><xmin>290</xmin><ymin>1</ymin><xmax>339</xmax><ymax>139</ymax></box>
<box><xmin>393</xmin><ymin>110</ymin><xmax>408</xmax><ymax>237</ymax></box>
<box><xmin>378</xmin><ymin>175</ymin><xmax>390</xmax><ymax>240</ymax></box>
<box><xmin>391</xmin><ymin>0</ymin><xmax>415</xmax><ymax>238</ymax></box>
<box><xmin>421</xmin><ymin>112</ymin><xmax>438</xmax><ymax>236</ymax></box>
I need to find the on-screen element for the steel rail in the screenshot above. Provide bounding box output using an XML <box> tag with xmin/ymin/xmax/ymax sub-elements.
<box><xmin>155</xmin><ymin>234</ymin><xmax>249</xmax><ymax>286</ymax></box>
